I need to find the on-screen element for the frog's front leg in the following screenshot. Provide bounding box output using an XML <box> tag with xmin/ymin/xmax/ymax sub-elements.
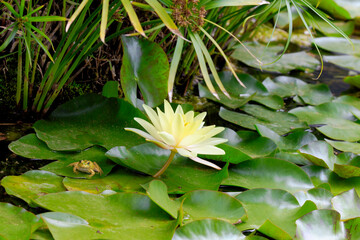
<box><xmin>88</xmin><ymin>169</ymin><xmax>95</xmax><ymax>177</ymax></box>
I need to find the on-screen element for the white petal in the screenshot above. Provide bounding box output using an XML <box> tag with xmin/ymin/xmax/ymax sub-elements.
<box><xmin>196</xmin><ymin>125</ymin><xmax>215</xmax><ymax>135</ymax></box>
<box><xmin>147</xmin><ymin>139</ymin><xmax>172</xmax><ymax>149</ymax></box>
<box><xmin>143</xmin><ymin>104</ymin><xmax>161</xmax><ymax>130</ymax></box>
<box><xmin>175</xmin><ymin>105</ymin><xmax>184</xmax><ymax>115</ymax></box>
<box><xmin>185</xmin><ymin>112</ymin><xmax>206</xmax><ymax>134</ymax></box>
<box><xmin>158</xmin><ymin>131</ymin><xmax>176</xmax><ymax>146</ymax></box>
<box><xmin>179</xmin><ymin>134</ymin><xmax>205</xmax><ymax>147</ymax></box>
<box><xmin>134</xmin><ymin>118</ymin><xmax>160</xmax><ymax>139</ymax></box>
<box><xmin>204</xmin><ymin>127</ymin><xmax>225</xmax><ymax>138</ymax></box>
<box><xmin>125</xmin><ymin>128</ymin><xmax>157</xmax><ymax>141</ymax></box>
<box><xmin>172</xmin><ymin>113</ymin><xmax>184</xmax><ymax>143</ymax></box>
<box><xmin>164</xmin><ymin>100</ymin><xmax>175</xmax><ymax>120</ymax></box>
<box><xmin>189</xmin><ymin>156</ymin><xmax>221</xmax><ymax>170</ymax></box>
<box><xmin>176</xmin><ymin>148</ymin><xmax>196</xmax><ymax>158</ymax></box>
<box><xmin>184</xmin><ymin>111</ymin><xmax>194</xmax><ymax>123</ymax></box>
<box><xmin>187</xmin><ymin>145</ymin><xmax>225</xmax><ymax>155</ymax></box>
<box><xmin>193</xmin><ymin>137</ymin><xmax>228</xmax><ymax>146</ymax></box>
<box><xmin>157</xmin><ymin>109</ymin><xmax>170</xmax><ymax>132</ymax></box>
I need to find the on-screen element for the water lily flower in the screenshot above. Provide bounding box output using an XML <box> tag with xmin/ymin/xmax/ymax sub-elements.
<box><xmin>125</xmin><ymin>100</ymin><xmax>227</xmax><ymax>177</ymax></box>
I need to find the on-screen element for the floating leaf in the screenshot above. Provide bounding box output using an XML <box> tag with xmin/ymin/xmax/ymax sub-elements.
<box><xmin>299</xmin><ymin>141</ymin><xmax>337</xmax><ymax>170</ymax></box>
<box><xmin>33</xmin><ymin>94</ymin><xmax>145</xmax><ymax>151</ymax></box>
<box><xmin>35</xmin><ymin>191</ymin><xmax>177</xmax><ymax>240</ymax></box>
<box><xmin>326</xmin><ymin>139</ymin><xmax>360</xmax><ymax>155</ymax></box>
<box><xmin>232</xmin><ymin>43</ymin><xmax>319</xmax><ymax>74</ymax></box>
<box><xmin>40</xmin><ymin>146</ymin><xmax>115</xmax><ymax>179</ymax></box>
<box><xmin>332</xmin><ymin>189</ymin><xmax>360</xmax><ymax>220</ymax></box>
<box><xmin>328</xmin><ymin>172</ymin><xmax>360</xmax><ymax>196</ymax></box>
<box><xmin>106</xmin><ymin>143</ymin><xmax>228</xmax><ymax>193</ymax></box>
<box><xmin>63</xmin><ymin>168</ymin><xmax>152</xmax><ymax>194</ymax></box>
<box><xmin>324</xmin><ymin>55</ymin><xmax>360</xmax><ymax>71</ymax></box>
<box><xmin>223</xmin><ymin>158</ymin><xmax>314</xmax><ymax>194</ymax></box>
<box><xmin>301</xmin><ymin>165</ymin><xmax>332</xmax><ymax>188</ymax></box>
<box><xmin>202</xmin><ymin>128</ymin><xmax>276</xmax><ymax>164</ymax></box>
<box><xmin>314</xmin><ymin>37</ymin><xmax>360</xmax><ymax>55</ymax></box>
<box><xmin>199</xmin><ymin>71</ymin><xmax>283</xmax><ymax>110</ymax></box>
<box><xmin>294</xmin><ymin>188</ymin><xmax>333</xmax><ymax>209</ymax></box>
<box><xmin>262</xmin><ymin>76</ymin><xmax>333</xmax><ymax>105</ymax></box>
<box><xmin>172</xmin><ymin>219</ymin><xmax>245</xmax><ymax>240</ymax></box>
<box><xmin>0</xmin><ymin>203</ymin><xmax>42</xmax><ymax>240</ymax></box>
<box><xmin>1</xmin><ymin>170</ymin><xmax>66</xmax><ymax>206</ymax></box>
<box><xmin>295</xmin><ymin>210</ymin><xmax>346</xmax><ymax>240</ymax></box>
<box><xmin>220</xmin><ymin>105</ymin><xmax>307</xmax><ymax>135</ymax></box>
<box><xmin>290</xmin><ymin>102</ymin><xmax>360</xmax><ymax>142</ymax></box>
<box><xmin>236</xmin><ymin>188</ymin><xmax>315</xmax><ymax>239</ymax></box>
<box><xmin>121</xmin><ymin>36</ymin><xmax>169</xmax><ymax>108</ymax></box>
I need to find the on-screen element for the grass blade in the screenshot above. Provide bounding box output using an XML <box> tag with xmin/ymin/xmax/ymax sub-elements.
<box><xmin>100</xmin><ymin>0</ymin><xmax>109</xmax><ymax>42</ymax></box>
<box><xmin>121</xmin><ymin>0</ymin><xmax>146</xmax><ymax>37</ymax></box>
<box><xmin>66</xmin><ymin>0</ymin><xmax>89</xmax><ymax>32</ymax></box>
<box><xmin>0</xmin><ymin>25</ymin><xmax>18</xmax><ymax>52</ymax></box>
<box><xmin>168</xmin><ymin>34</ymin><xmax>184</xmax><ymax>101</ymax></box>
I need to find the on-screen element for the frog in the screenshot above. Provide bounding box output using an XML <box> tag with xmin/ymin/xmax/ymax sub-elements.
<box><xmin>69</xmin><ymin>160</ymin><xmax>103</xmax><ymax>177</ymax></box>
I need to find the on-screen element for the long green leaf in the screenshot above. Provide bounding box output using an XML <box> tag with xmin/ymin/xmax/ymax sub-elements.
<box><xmin>121</xmin><ymin>0</ymin><xmax>146</xmax><ymax>37</ymax></box>
<box><xmin>28</xmin><ymin>30</ymin><xmax>54</xmax><ymax>62</ymax></box>
<box><xmin>25</xmin><ymin>4</ymin><xmax>44</xmax><ymax>17</ymax></box>
<box><xmin>194</xmin><ymin>32</ymin><xmax>230</xmax><ymax>98</ymax></box>
<box><xmin>28</xmin><ymin>16</ymin><xmax>67</xmax><ymax>22</ymax></box>
<box><xmin>0</xmin><ymin>25</ymin><xmax>18</xmax><ymax>52</ymax></box>
<box><xmin>16</xmin><ymin>39</ymin><xmax>23</xmax><ymax>106</ymax></box>
<box><xmin>65</xmin><ymin>0</ymin><xmax>89</xmax><ymax>32</ymax></box>
<box><xmin>204</xmin><ymin>0</ymin><xmax>269</xmax><ymax>10</ymax></box>
<box><xmin>1</xmin><ymin>1</ymin><xmax>19</xmax><ymax>17</ymax></box>
<box><xmin>25</xmin><ymin>23</ymin><xmax>55</xmax><ymax>51</ymax></box>
<box><xmin>189</xmin><ymin>31</ymin><xmax>218</xmax><ymax>99</ymax></box>
<box><xmin>168</xmin><ymin>34</ymin><xmax>184</xmax><ymax>101</ymax></box>
<box><xmin>143</xmin><ymin>0</ymin><xmax>186</xmax><ymax>40</ymax></box>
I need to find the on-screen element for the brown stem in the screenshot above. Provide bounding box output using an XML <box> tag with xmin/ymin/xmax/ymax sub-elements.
<box><xmin>153</xmin><ymin>151</ymin><xmax>177</xmax><ymax>178</ymax></box>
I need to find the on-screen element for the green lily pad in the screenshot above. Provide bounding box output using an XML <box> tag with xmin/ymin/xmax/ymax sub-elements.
<box><xmin>294</xmin><ymin>188</ymin><xmax>333</xmax><ymax>209</ymax></box>
<box><xmin>120</xmin><ymin>36</ymin><xmax>169</xmax><ymax>108</ymax></box>
<box><xmin>314</xmin><ymin>37</ymin><xmax>360</xmax><ymax>56</ymax></box>
<box><xmin>290</xmin><ymin>102</ymin><xmax>360</xmax><ymax>141</ymax></box>
<box><xmin>199</xmin><ymin>71</ymin><xmax>283</xmax><ymax>110</ymax></box>
<box><xmin>328</xmin><ymin>172</ymin><xmax>360</xmax><ymax>196</ymax></box>
<box><xmin>256</xmin><ymin>125</ymin><xmax>317</xmax><ymax>151</ymax></box>
<box><xmin>180</xmin><ymin>190</ymin><xmax>245</xmax><ymax>224</ymax></box>
<box><xmin>172</xmin><ymin>219</ymin><xmax>245</xmax><ymax>240</ymax></box>
<box><xmin>235</xmin><ymin>188</ymin><xmax>316</xmax><ymax>239</ymax></box>
<box><xmin>106</xmin><ymin>143</ymin><xmax>228</xmax><ymax>193</ymax></box>
<box><xmin>332</xmin><ymin>189</ymin><xmax>360</xmax><ymax>220</ymax></box>
<box><xmin>262</xmin><ymin>76</ymin><xmax>333</xmax><ymax>105</ymax></box>
<box><xmin>308</xmin><ymin>0</ymin><xmax>354</xmax><ymax>19</ymax></box>
<box><xmin>344</xmin><ymin>74</ymin><xmax>360</xmax><ymax>88</ymax></box>
<box><xmin>35</xmin><ymin>191</ymin><xmax>177</xmax><ymax>240</ymax></box>
<box><xmin>301</xmin><ymin>165</ymin><xmax>332</xmax><ymax>188</ymax></box>
<box><xmin>324</xmin><ymin>55</ymin><xmax>360</xmax><ymax>71</ymax></box>
<box><xmin>231</xmin><ymin>42</ymin><xmax>319</xmax><ymax>74</ymax></box>
<box><xmin>30</xmin><ymin>228</ymin><xmax>54</xmax><ymax>240</ymax></box>
<box><xmin>222</xmin><ymin>158</ymin><xmax>314</xmax><ymax>194</ymax></box>
<box><xmin>299</xmin><ymin>141</ymin><xmax>337</xmax><ymax>171</ymax></box>
<box><xmin>333</xmin><ymin>95</ymin><xmax>360</xmax><ymax>110</ymax></box>
<box><xmin>295</xmin><ymin>210</ymin><xmax>346</xmax><ymax>240</ymax></box>
<box><xmin>33</xmin><ymin>94</ymin><xmax>145</xmax><ymax>151</ymax></box>
<box><xmin>220</xmin><ymin>105</ymin><xmax>307</xmax><ymax>135</ymax></box>
<box><xmin>63</xmin><ymin>168</ymin><xmax>152</xmax><ymax>193</ymax></box>
<box><xmin>202</xmin><ymin>128</ymin><xmax>277</xmax><ymax>164</ymax></box>
<box><xmin>326</xmin><ymin>139</ymin><xmax>360</xmax><ymax>155</ymax></box>
<box><xmin>0</xmin><ymin>203</ymin><xmax>42</xmax><ymax>240</ymax></box>
<box><xmin>345</xmin><ymin>218</ymin><xmax>360</xmax><ymax>240</ymax></box>
<box><xmin>40</xmin><ymin>146</ymin><xmax>115</xmax><ymax>179</ymax></box>
<box><xmin>9</xmin><ymin>134</ymin><xmax>68</xmax><ymax>160</ymax></box>
<box><xmin>313</xmin><ymin>18</ymin><xmax>355</xmax><ymax>37</ymax></box>
<box><xmin>1</xmin><ymin>170</ymin><xmax>66</xmax><ymax>206</ymax></box>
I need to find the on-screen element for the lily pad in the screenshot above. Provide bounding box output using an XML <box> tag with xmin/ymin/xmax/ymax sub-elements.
<box><xmin>106</xmin><ymin>143</ymin><xmax>228</xmax><ymax>193</ymax></box>
<box><xmin>120</xmin><ymin>36</ymin><xmax>169</xmax><ymax>108</ymax></box>
<box><xmin>231</xmin><ymin>42</ymin><xmax>319</xmax><ymax>74</ymax></box>
<box><xmin>314</xmin><ymin>37</ymin><xmax>360</xmax><ymax>56</ymax></box>
<box><xmin>295</xmin><ymin>210</ymin><xmax>346</xmax><ymax>240</ymax></box>
<box><xmin>199</xmin><ymin>71</ymin><xmax>283</xmax><ymax>110</ymax></box>
<box><xmin>301</xmin><ymin>165</ymin><xmax>332</xmax><ymax>188</ymax></box>
<box><xmin>332</xmin><ymin>188</ymin><xmax>360</xmax><ymax>220</ymax></box>
<box><xmin>290</xmin><ymin>102</ymin><xmax>360</xmax><ymax>141</ymax></box>
<box><xmin>63</xmin><ymin>168</ymin><xmax>152</xmax><ymax>194</ymax></box>
<box><xmin>235</xmin><ymin>188</ymin><xmax>316</xmax><ymax>239</ymax></box>
<box><xmin>1</xmin><ymin>170</ymin><xmax>66</xmax><ymax>206</ymax></box>
<box><xmin>202</xmin><ymin>128</ymin><xmax>277</xmax><ymax>164</ymax></box>
<box><xmin>33</xmin><ymin>94</ymin><xmax>145</xmax><ymax>151</ymax></box>
<box><xmin>262</xmin><ymin>76</ymin><xmax>333</xmax><ymax>105</ymax></box>
<box><xmin>326</xmin><ymin>139</ymin><xmax>360</xmax><ymax>155</ymax></box>
<box><xmin>308</xmin><ymin>0</ymin><xmax>356</xmax><ymax>19</ymax></box>
<box><xmin>328</xmin><ymin>172</ymin><xmax>360</xmax><ymax>196</ymax></box>
<box><xmin>40</xmin><ymin>146</ymin><xmax>115</xmax><ymax>179</ymax></box>
<box><xmin>172</xmin><ymin>219</ymin><xmax>245</xmax><ymax>240</ymax></box>
<box><xmin>220</xmin><ymin>105</ymin><xmax>307</xmax><ymax>135</ymax></box>
<box><xmin>324</xmin><ymin>55</ymin><xmax>360</xmax><ymax>71</ymax></box>
<box><xmin>345</xmin><ymin>218</ymin><xmax>360</xmax><ymax>240</ymax></box>
<box><xmin>222</xmin><ymin>158</ymin><xmax>314</xmax><ymax>194</ymax></box>
<box><xmin>344</xmin><ymin>74</ymin><xmax>360</xmax><ymax>88</ymax></box>
<box><xmin>294</xmin><ymin>188</ymin><xmax>333</xmax><ymax>209</ymax></box>
<box><xmin>35</xmin><ymin>191</ymin><xmax>177</xmax><ymax>240</ymax></box>
<box><xmin>0</xmin><ymin>203</ymin><xmax>42</xmax><ymax>240</ymax></box>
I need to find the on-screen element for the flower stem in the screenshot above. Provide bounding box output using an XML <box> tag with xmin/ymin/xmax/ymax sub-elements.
<box><xmin>153</xmin><ymin>151</ymin><xmax>176</xmax><ymax>178</ymax></box>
